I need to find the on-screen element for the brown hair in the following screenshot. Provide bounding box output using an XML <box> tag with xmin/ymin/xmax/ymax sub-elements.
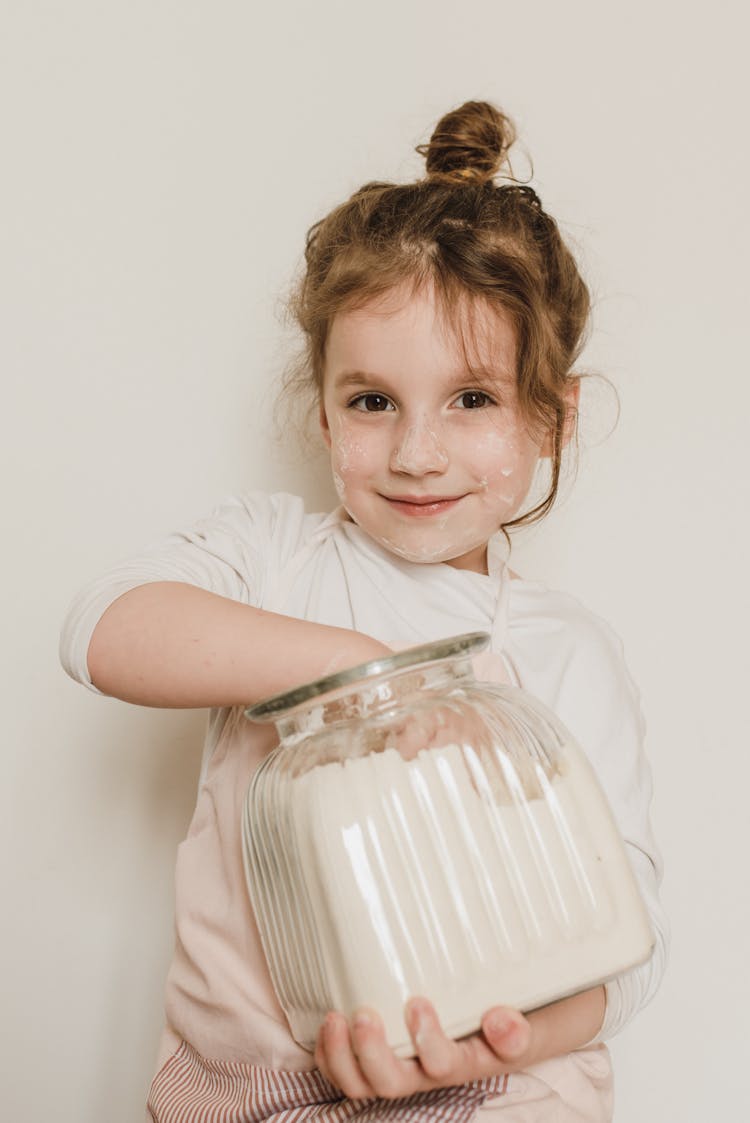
<box><xmin>284</xmin><ymin>100</ymin><xmax>590</xmax><ymax>531</ymax></box>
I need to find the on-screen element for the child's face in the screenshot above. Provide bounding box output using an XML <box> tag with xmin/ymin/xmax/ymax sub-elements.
<box><xmin>320</xmin><ymin>284</ymin><xmax>549</xmax><ymax>574</ymax></box>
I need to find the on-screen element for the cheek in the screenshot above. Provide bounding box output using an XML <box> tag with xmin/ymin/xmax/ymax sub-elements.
<box><xmin>470</xmin><ymin>428</ymin><xmax>538</xmax><ymax>507</ymax></box>
<box><xmin>327</xmin><ymin>417</ymin><xmax>383</xmax><ymax>487</ymax></box>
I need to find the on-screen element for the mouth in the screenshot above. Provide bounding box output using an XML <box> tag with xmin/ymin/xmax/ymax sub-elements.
<box><xmin>380</xmin><ymin>493</ymin><xmax>466</xmax><ymax>518</ymax></box>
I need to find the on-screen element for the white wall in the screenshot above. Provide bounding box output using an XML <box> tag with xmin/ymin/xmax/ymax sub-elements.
<box><xmin>3</xmin><ymin>2</ymin><xmax>748</xmax><ymax>1119</ymax></box>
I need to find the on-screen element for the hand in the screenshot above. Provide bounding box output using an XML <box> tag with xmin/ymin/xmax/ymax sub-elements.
<box><xmin>386</xmin><ymin>704</ymin><xmax>483</xmax><ymax>763</ymax></box>
<box><xmin>313</xmin><ymin>997</ymin><xmax>533</xmax><ymax>1100</ymax></box>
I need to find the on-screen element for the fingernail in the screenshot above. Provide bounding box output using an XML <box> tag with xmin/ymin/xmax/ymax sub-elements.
<box><xmin>407</xmin><ymin>998</ymin><xmax>427</xmax><ymax>1026</ymax></box>
<box><xmin>415</xmin><ymin>1014</ymin><xmax>432</xmax><ymax>1049</ymax></box>
<box><xmin>353</xmin><ymin>1009</ymin><xmax>372</xmax><ymax>1030</ymax></box>
<box><xmin>486</xmin><ymin>1010</ymin><xmax>514</xmax><ymax>1037</ymax></box>
<box><xmin>408</xmin><ymin>1002</ymin><xmax>432</xmax><ymax>1047</ymax></box>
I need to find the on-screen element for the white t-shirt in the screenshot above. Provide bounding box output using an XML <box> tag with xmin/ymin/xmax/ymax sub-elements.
<box><xmin>60</xmin><ymin>492</ymin><xmax>668</xmax><ymax>1068</ymax></box>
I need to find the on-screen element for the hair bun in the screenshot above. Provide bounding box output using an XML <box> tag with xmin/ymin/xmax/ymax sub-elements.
<box><xmin>416</xmin><ymin>100</ymin><xmax>516</xmax><ymax>186</ymax></box>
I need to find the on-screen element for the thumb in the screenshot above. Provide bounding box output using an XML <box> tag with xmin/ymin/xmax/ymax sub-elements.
<box><xmin>481</xmin><ymin>1007</ymin><xmax>532</xmax><ymax>1062</ymax></box>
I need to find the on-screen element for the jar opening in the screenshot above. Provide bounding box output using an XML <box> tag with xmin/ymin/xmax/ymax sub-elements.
<box><xmin>244</xmin><ymin>631</ymin><xmax>490</xmax><ymax>724</ymax></box>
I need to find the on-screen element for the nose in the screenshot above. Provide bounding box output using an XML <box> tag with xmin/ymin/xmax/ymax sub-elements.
<box><xmin>390</xmin><ymin>419</ymin><xmax>449</xmax><ymax>475</ymax></box>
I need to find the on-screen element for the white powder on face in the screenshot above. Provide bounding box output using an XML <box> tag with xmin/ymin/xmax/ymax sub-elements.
<box><xmin>376</xmin><ymin>534</ymin><xmax>456</xmax><ymax>564</ymax></box>
<box><xmin>332</xmin><ymin>471</ymin><xmax>346</xmax><ymax>500</ymax></box>
<box><xmin>392</xmin><ymin>423</ymin><xmax>449</xmax><ymax>472</ymax></box>
<box><xmin>331</xmin><ymin>434</ymin><xmax>363</xmax><ymax>473</ymax></box>
<box><xmin>245</xmin><ymin>741</ymin><xmax>654</xmax><ymax>1058</ymax></box>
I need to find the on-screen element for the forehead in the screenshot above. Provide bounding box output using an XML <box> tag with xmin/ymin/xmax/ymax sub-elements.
<box><xmin>325</xmin><ymin>283</ymin><xmax>517</xmax><ymax>381</ymax></box>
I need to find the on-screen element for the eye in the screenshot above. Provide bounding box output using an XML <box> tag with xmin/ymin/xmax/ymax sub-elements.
<box><xmin>454</xmin><ymin>390</ymin><xmax>495</xmax><ymax>410</ymax></box>
<box><xmin>349</xmin><ymin>393</ymin><xmax>395</xmax><ymax>412</ymax></box>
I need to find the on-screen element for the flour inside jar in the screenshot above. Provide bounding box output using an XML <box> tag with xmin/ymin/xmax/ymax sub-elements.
<box><xmin>253</xmin><ymin>740</ymin><xmax>654</xmax><ymax>1058</ymax></box>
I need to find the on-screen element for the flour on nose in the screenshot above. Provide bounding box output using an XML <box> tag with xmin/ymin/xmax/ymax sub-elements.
<box><xmin>393</xmin><ymin>423</ymin><xmax>449</xmax><ymax>471</ymax></box>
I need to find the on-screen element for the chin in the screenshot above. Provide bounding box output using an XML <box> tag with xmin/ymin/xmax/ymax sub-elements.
<box><xmin>371</xmin><ymin>531</ymin><xmax>480</xmax><ymax>567</ymax></box>
<box><xmin>382</xmin><ymin>542</ymin><xmax>457</xmax><ymax>564</ymax></box>
<box><xmin>345</xmin><ymin>504</ymin><xmax>489</xmax><ymax>567</ymax></box>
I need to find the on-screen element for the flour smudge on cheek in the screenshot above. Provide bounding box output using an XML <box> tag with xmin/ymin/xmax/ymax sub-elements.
<box><xmin>329</xmin><ymin>417</ymin><xmax>366</xmax><ymax>484</ymax></box>
<box><xmin>332</xmin><ymin>471</ymin><xmax>347</xmax><ymax>500</ymax></box>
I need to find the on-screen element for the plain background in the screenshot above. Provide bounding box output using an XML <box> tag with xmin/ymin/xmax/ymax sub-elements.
<box><xmin>3</xmin><ymin>2</ymin><xmax>748</xmax><ymax>1120</ymax></box>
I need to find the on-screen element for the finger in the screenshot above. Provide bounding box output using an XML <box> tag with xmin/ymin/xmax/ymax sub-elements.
<box><xmin>314</xmin><ymin>1021</ymin><xmax>339</xmax><ymax>1089</ymax></box>
<box><xmin>395</xmin><ymin>718</ymin><xmax>426</xmax><ymax>761</ymax></box>
<box><xmin>349</xmin><ymin>1007</ymin><xmax>418</xmax><ymax>1098</ymax></box>
<box><xmin>405</xmin><ymin>998</ymin><xmax>461</xmax><ymax>1083</ymax></box>
<box><xmin>481</xmin><ymin>1007</ymin><xmax>532</xmax><ymax>1063</ymax></box>
<box><xmin>319</xmin><ymin>1012</ymin><xmax>375</xmax><ymax>1099</ymax></box>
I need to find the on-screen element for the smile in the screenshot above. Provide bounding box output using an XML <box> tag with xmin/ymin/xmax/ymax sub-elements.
<box><xmin>381</xmin><ymin>494</ymin><xmax>466</xmax><ymax>518</ymax></box>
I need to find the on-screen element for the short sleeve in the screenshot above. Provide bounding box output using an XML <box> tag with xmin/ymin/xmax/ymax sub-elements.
<box><xmin>59</xmin><ymin>491</ymin><xmax>314</xmax><ymax>692</ymax></box>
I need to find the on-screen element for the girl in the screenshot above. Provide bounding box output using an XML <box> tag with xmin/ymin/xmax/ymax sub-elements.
<box><xmin>60</xmin><ymin>100</ymin><xmax>667</xmax><ymax>1122</ymax></box>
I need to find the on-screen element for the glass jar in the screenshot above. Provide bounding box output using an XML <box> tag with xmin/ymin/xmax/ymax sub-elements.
<box><xmin>242</xmin><ymin>632</ymin><xmax>653</xmax><ymax>1059</ymax></box>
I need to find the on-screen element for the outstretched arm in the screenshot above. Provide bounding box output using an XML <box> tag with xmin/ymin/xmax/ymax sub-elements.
<box><xmin>87</xmin><ymin>581</ymin><xmax>390</xmax><ymax>708</ymax></box>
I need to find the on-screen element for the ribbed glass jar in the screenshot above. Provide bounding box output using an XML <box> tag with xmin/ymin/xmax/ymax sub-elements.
<box><xmin>242</xmin><ymin>632</ymin><xmax>653</xmax><ymax>1058</ymax></box>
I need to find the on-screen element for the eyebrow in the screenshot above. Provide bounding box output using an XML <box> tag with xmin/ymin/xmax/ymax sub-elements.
<box><xmin>332</xmin><ymin>371</ymin><xmax>379</xmax><ymax>390</ymax></box>
<box><xmin>331</xmin><ymin>366</ymin><xmax>513</xmax><ymax>391</ymax></box>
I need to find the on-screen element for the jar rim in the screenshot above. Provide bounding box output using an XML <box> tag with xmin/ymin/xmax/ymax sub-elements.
<box><xmin>244</xmin><ymin>631</ymin><xmax>490</xmax><ymax>723</ymax></box>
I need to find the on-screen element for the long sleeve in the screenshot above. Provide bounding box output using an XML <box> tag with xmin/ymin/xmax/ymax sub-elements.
<box><xmin>564</xmin><ymin>611</ymin><xmax>667</xmax><ymax>1041</ymax></box>
<box><xmin>504</xmin><ymin>583</ymin><xmax>669</xmax><ymax>1041</ymax></box>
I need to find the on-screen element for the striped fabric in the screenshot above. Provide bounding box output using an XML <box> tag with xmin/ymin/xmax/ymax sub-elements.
<box><xmin>147</xmin><ymin>1040</ymin><xmax>508</xmax><ymax>1123</ymax></box>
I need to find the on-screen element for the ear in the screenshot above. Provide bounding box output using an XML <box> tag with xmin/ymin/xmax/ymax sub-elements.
<box><xmin>540</xmin><ymin>378</ymin><xmax>580</xmax><ymax>459</ymax></box>
<box><xmin>319</xmin><ymin>400</ymin><xmax>332</xmax><ymax>449</ymax></box>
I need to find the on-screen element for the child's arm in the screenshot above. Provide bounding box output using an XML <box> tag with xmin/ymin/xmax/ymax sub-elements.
<box><xmin>314</xmin><ymin>987</ymin><xmax>606</xmax><ymax>1099</ymax></box>
<box><xmin>61</xmin><ymin>494</ymin><xmax>392</xmax><ymax>706</ymax></box>
<box><xmin>86</xmin><ymin>581</ymin><xmax>390</xmax><ymax>707</ymax></box>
